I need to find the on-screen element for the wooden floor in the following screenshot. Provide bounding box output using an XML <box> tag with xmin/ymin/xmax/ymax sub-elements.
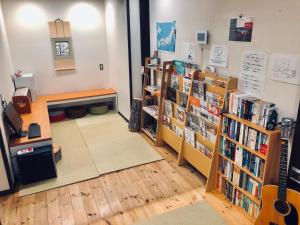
<box><xmin>0</xmin><ymin>143</ymin><xmax>253</xmax><ymax>225</ymax></box>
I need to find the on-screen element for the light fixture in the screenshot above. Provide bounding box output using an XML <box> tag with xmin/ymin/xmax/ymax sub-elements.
<box><xmin>68</xmin><ymin>3</ymin><xmax>101</xmax><ymax>31</ymax></box>
<box><xmin>105</xmin><ymin>2</ymin><xmax>115</xmax><ymax>33</ymax></box>
<box><xmin>17</xmin><ymin>3</ymin><xmax>46</xmax><ymax>29</ymax></box>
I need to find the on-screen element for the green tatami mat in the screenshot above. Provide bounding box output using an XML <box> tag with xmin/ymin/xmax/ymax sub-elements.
<box><xmin>77</xmin><ymin>113</ymin><xmax>163</xmax><ymax>175</ymax></box>
<box><xmin>19</xmin><ymin>120</ymin><xmax>99</xmax><ymax>197</ymax></box>
<box><xmin>132</xmin><ymin>201</ymin><xmax>227</xmax><ymax>225</ymax></box>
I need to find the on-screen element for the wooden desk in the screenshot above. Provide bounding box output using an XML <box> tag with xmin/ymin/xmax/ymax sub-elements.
<box><xmin>9</xmin><ymin>88</ymin><xmax>117</xmax><ymax>148</ymax></box>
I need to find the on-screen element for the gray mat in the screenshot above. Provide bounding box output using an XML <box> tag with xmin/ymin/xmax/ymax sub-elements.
<box><xmin>132</xmin><ymin>201</ymin><xmax>227</xmax><ymax>225</ymax></box>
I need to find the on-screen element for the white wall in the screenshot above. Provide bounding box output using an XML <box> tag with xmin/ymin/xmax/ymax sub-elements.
<box><xmin>2</xmin><ymin>0</ymin><xmax>111</xmax><ymax>95</ymax></box>
<box><xmin>0</xmin><ymin>0</ymin><xmax>15</xmax><ymax>192</ymax></box>
<box><xmin>129</xmin><ymin>0</ymin><xmax>142</xmax><ymax>98</ymax></box>
<box><xmin>150</xmin><ymin>0</ymin><xmax>217</xmax><ymax>68</ymax></box>
<box><xmin>105</xmin><ymin>0</ymin><xmax>131</xmax><ymax>119</ymax></box>
<box><xmin>149</xmin><ymin>0</ymin><xmax>300</xmax><ymax>119</ymax></box>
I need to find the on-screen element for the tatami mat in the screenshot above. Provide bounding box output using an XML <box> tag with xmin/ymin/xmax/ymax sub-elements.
<box><xmin>132</xmin><ymin>201</ymin><xmax>227</xmax><ymax>225</ymax></box>
<box><xmin>19</xmin><ymin>120</ymin><xmax>99</xmax><ymax>197</ymax></box>
<box><xmin>19</xmin><ymin>113</ymin><xmax>162</xmax><ymax>196</ymax></box>
<box><xmin>77</xmin><ymin>114</ymin><xmax>163</xmax><ymax>175</ymax></box>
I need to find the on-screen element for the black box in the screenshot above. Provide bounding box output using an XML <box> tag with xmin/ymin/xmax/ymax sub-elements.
<box><xmin>17</xmin><ymin>145</ymin><xmax>57</xmax><ymax>185</ymax></box>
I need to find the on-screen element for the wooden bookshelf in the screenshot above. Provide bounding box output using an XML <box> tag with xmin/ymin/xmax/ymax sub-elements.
<box><xmin>215</xmin><ymin>113</ymin><xmax>281</xmax><ymax>219</ymax></box>
<box><xmin>154</xmin><ymin>62</ymin><xmax>238</xmax><ymax>191</ymax></box>
<box><xmin>140</xmin><ymin>57</ymin><xmax>173</xmax><ymax>143</ymax></box>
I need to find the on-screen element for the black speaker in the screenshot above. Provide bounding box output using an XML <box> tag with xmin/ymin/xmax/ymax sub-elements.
<box><xmin>288</xmin><ymin>101</ymin><xmax>300</xmax><ymax>191</ymax></box>
<box><xmin>17</xmin><ymin>145</ymin><xmax>57</xmax><ymax>185</ymax></box>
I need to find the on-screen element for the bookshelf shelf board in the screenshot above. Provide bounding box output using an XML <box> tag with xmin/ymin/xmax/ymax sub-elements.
<box><xmin>170</xmin><ymin>101</ymin><xmax>187</xmax><ymax>112</ymax></box>
<box><xmin>141</xmin><ymin>128</ymin><xmax>156</xmax><ymax>142</ymax></box>
<box><xmin>142</xmin><ymin>106</ymin><xmax>159</xmax><ymax>120</ymax></box>
<box><xmin>217</xmin><ymin>171</ymin><xmax>261</xmax><ymax>205</ymax></box>
<box><xmin>161</xmin><ymin>125</ymin><xmax>182</xmax><ymax>153</ymax></box>
<box><xmin>235</xmin><ymin>186</ymin><xmax>261</xmax><ymax>205</ymax></box>
<box><xmin>223</xmin><ymin>113</ymin><xmax>280</xmax><ymax>135</ymax></box>
<box><xmin>195</xmin><ymin>132</ymin><xmax>215</xmax><ymax>151</ymax></box>
<box><xmin>144</xmin><ymin>87</ymin><xmax>161</xmax><ymax>96</ymax></box>
<box><xmin>182</xmin><ymin>141</ymin><xmax>212</xmax><ymax>177</ymax></box>
<box><xmin>212</xmin><ymin>190</ymin><xmax>256</xmax><ymax>223</ymax></box>
<box><xmin>146</xmin><ymin>65</ymin><xmax>163</xmax><ymax>73</ymax></box>
<box><xmin>219</xmin><ymin>154</ymin><xmax>263</xmax><ymax>183</ymax></box>
<box><xmin>170</xmin><ymin>116</ymin><xmax>184</xmax><ymax>128</ymax></box>
<box><xmin>189</xmin><ymin>111</ymin><xmax>219</xmax><ymax>128</ymax></box>
<box><xmin>220</xmin><ymin>133</ymin><xmax>267</xmax><ymax>160</ymax></box>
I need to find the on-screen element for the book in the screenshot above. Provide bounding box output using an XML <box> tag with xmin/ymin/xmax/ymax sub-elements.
<box><xmin>175</xmin><ymin>105</ymin><xmax>185</xmax><ymax>123</ymax></box>
<box><xmin>170</xmin><ymin>74</ymin><xmax>179</xmax><ymax>89</ymax></box>
<box><xmin>167</xmin><ymin>87</ymin><xmax>176</xmax><ymax>102</ymax></box>
<box><xmin>178</xmin><ymin>92</ymin><xmax>188</xmax><ymax>108</ymax></box>
<box><xmin>183</xmin><ymin>77</ymin><xmax>192</xmax><ymax>93</ymax></box>
<box><xmin>164</xmin><ymin>100</ymin><xmax>173</xmax><ymax>117</ymax></box>
<box><xmin>185</xmin><ymin>127</ymin><xmax>195</xmax><ymax>147</ymax></box>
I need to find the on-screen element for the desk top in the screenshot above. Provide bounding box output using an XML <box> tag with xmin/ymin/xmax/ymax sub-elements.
<box><xmin>9</xmin><ymin>88</ymin><xmax>117</xmax><ymax>147</ymax></box>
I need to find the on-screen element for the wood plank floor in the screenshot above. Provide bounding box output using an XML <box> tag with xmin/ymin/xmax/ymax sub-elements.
<box><xmin>0</xmin><ymin>143</ymin><xmax>253</xmax><ymax>225</ymax></box>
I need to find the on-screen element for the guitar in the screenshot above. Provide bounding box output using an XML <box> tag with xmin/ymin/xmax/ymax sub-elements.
<box><xmin>255</xmin><ymin>118</ymin><xmax>300</xmax><ymax>225</ymax></box>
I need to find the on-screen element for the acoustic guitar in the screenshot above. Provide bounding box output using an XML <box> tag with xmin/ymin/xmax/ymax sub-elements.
<box><xmin>255</xmin><ymin>118</ymin><xmax>300</xmax><ymax>225</ymax></box>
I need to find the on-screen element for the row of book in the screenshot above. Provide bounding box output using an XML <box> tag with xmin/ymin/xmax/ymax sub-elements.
<box><xmin>222</xmin><ymin>117</ymin><xmax>268</xmax><ymax>154</ymax></box>
<box><xmin>184</xmin><ymin>127</ymin><xmax>212</xmax><ymax>158</ymax></box>
<box><xmin>162</xmin><ymin>115</ymin><xmax>183</xmax><ymax>138</ymax></box>
<box><xmin>219</xmin><ymin>157</ymin><xmax>262</xmax><ymax>200</ymax></box>
<box><xmin>167</xmin><ymin>87</ymin><xmax>189</xmax><ymax>109</ymax></box>
<box><xmin>220</xmin><ymin>137</ymin><xmax>265</xmax><ymax>179</ymax></box>
<box><xmin>186</xmin><ymin>112</ymin><xmax>217</xmax><ymax>143</ymax></box>
<box><xmin>221</xmin><ymin>179</ymin><xmax>260</xmax><ymax>218</ymax></box>
<box><xmin>190</xmin><ymin>103</ymin><xmax>220</xmax><ymax>126</ymax></box>
<box><xmin>228</xmin><ymin>92</ymin><xmax>277</xmax><ymax>128</ymax></box>
<box><xmin>165</xmin><ymin>100</ymin><xmax>186</xmax><ymax>123</ymax></box>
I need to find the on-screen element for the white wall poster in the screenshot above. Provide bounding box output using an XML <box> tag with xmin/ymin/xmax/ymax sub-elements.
<box><xmin>181</xmin><ymin>42</ymin><xmax>196</xmax><ymax>63</ymax></box>
<box><xmin>209</xmin><ymin>45</ymin><xmax>229</xmax><ymax>68</ymax></box>
<box><xmin>268</xmin><ymin>53</ymin><xmax>300</xmax><ymax>85</ymax></box>
<box><xmin>239</xmin><ymin>51</ymin><xmax>269</xmax><ymax>98</ymax></box>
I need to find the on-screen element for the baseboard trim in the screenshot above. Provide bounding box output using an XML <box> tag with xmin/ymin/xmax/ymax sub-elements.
<box><xmin>118</xmin><ymin>111</ymin><xmax>129</xmax><ymax>123</ymax></box>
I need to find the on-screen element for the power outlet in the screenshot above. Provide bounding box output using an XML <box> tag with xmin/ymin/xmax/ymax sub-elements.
<box><xmin>99</xmin><ymin>64</ymin><xmax>104</xmax><ymax>70</ymax></box>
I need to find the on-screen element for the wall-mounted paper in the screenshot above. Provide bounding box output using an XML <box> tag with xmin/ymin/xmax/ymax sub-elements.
<box><xmin>209</xmin><ymin>45</ymin><xmax>229</xmax><ymax>68</ymax></box>
<box><xmin>239</xmin><ymin>51</ymin><xmax>268</xmax><ymax>98</ymax></box>
<box><xmin>268</xmin><ymin>53</ymin><xmax>300</xmax><ymax>85</ymax></box>
<box><xmin>157</xmin><ymin>21</ymin><xmax>176</xmax><ymax>53</ymax></box>
<box><xmin>181</xmin><ymin>42</ymin><xmax>196</xmax><ymax>63</ymax></box>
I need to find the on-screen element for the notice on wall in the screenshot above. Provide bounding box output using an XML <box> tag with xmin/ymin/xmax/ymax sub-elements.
<box><xmin>239</xmin><ymin>51</ymin><xmax>269</xmax><ymax>98</ymax></box>
<box><xmin>181</xmin><ymin>42</ymin><xmax>196</xmax><ymax>63</ymax></box>
<box><xmin>209</xmin><ymin>45</ymin><xmax>229</xmax><ymax>68</ymax></box>
<box><xmin>268</xmin><ymin>53</ymin><xmax>300</xmax><ymax>85</ymax></box>
<box><xmin>229</xmin><ymin>16</ymin><xmax>254</xmax><ymax>42</ymax></box>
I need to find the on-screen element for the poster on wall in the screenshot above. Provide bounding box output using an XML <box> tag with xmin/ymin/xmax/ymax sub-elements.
<box><xmin>157</xmin><ymin>21</ymin><xmax>176</xmax><ymax>53</ymax></box>
<box><xmin>209</xmin><ymin>45</ymin><xmax>229</xmax><ymax>68</ymax></box>
<box><xmin>268</xmin><ymin>53</ymin><xmax>300</xmax><ymax>85</ymax></box>
<box><xmin>239</xmin><ymin>51</ymin><xmax>269</xmax><ymax>98</ymax></box>
<box><xmin>181</xmin><ymin>42</ymin><xmax>196</xmax><ymax>63</ymax></box>
<box><xmin>229</xmin><ymin>16</ymin><xmax>254</xmax><ymax>42</ymax></box>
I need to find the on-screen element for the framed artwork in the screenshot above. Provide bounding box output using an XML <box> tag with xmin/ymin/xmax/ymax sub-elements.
<box><xmin>157</xmin><ymin>21</ymin><xmax>176</xmax><ymax>53</ymax></box>
<box><xmin>229</xmin><ymin>16</ymin><xmax>254</xmax><ymax>42</ymax></box>
<box><xmin>51</xmin><ymin>38</ymin><xmax>73</xmax><ymax>59</ymax></box>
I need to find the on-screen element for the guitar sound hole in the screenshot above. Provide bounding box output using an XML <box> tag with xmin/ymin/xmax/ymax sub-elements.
<box><xmin>274</xmin><ymin>200</ymin><xmax>291</xmax><ymax>216</ymax></box>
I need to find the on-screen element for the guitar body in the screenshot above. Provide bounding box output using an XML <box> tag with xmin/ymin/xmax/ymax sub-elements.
<box><xmin>255</xmin><ymin>185</ymin><xmax>300</xmax><ymax>225</ymax></box>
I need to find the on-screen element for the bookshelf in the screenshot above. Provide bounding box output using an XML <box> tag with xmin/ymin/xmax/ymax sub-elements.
<box><xmin>140</xmin><ymin>57</ymin><xmax>173</xmax><ymax>144</ymax></box>
<box><xmin>215</xmin><ymin>113</ymin><xmax>281</xmax><ymax>220</ymax></box>
<box><xmin>155</xmin><ymin>61</ymin><xmax>238</xmax><ymax>191</ymax></box>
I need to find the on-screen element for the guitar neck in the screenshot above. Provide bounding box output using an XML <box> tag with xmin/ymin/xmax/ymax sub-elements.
<box><xmin>278</xmin><ymin>140</ymin><xmax>289</xmax><ymax>202</ymax></box>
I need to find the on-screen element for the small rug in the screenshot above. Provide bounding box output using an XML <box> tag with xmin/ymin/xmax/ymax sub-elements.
<box><xmin>132</xmin><ymin>201</ymin><xmax>227</xmax><ymax>225</ymax></box>
<box><xmin>77</xmin><ymin>113</ymin><xmax>163</xmax><ymax>175</ymax></box>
